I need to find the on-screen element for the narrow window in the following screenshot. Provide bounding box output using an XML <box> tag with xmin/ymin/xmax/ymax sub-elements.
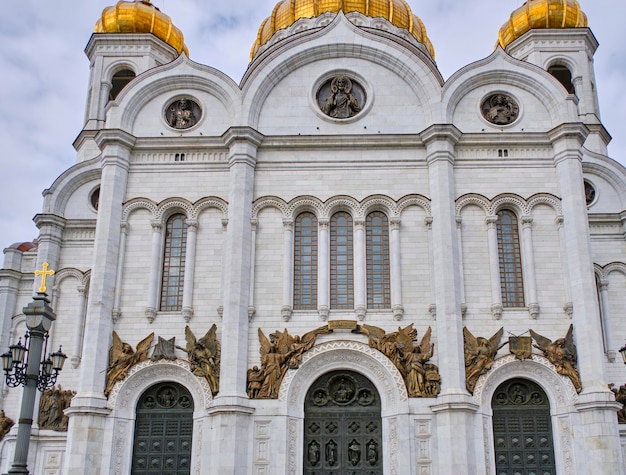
<box><xmin>109</xmin><ymin>69</ymin><xmax>136</xmax><ymax>101</ymax></box>
<box><xmin>294</xmin><ymin>212</ymin><xmax>318</xmax><ymax>309</ymax></box>
<box><xmin>160</xmin><ymin>214</ymin><xmax>187</xmax><ymax>311</ymax></box>
<box><xmin>496</xmin><ymin>209</ymin><xmax>524</xmax><ymax>307</ymax></box>
<box><xmin>547</xmin><ymin>64</ymin><xmax>575</xmax><ymax>94</ymax></box>
<box><xmin>330</xmin><ymin>212</ymin><xmax>354</xmax><ymax>309</ymax></box>
<box><xmin>366</xmin><ymin>211</ymin><xmax>390</xmax><ymax>308</ymax></box>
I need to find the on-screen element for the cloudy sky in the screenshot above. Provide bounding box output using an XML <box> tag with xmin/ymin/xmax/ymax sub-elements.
<box><xmin>0</xmin><ymin>0</ymin><xmax>624</xmax><ymax>250</ymax></box>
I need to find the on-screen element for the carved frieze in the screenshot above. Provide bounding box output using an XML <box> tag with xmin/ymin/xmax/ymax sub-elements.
<box><xmin>39</xmin><ymin>385</ymin><xmax>76</xmax><ymax>431</ymax></box>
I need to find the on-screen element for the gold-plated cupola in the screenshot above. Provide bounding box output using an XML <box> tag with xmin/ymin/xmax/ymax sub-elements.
<box><xmin>498</xmin><ymin>0</ymin><xmax>587</xmax><ymax>49</ymax></box>
<box><xmin>251</xmin><ymin>0</ymin><xmax>434</xmax><ymax>60</ymax></box>
<box><xmin>95</xmin><ymin>0</ymin><xmax>189</xmax><ymax>56</ymax></box>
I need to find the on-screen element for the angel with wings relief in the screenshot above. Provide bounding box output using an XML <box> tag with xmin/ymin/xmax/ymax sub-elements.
<box><xmin>105</xmin><ymin>331</ymin><xmax>154</xmax><ymax>396</ymax></box>
<box><xmin>177</xmin><ymin>324</ymin><xmax>221</xmax><ymax>395</ymax></box>
<box><xmin>530</xmin><ymin>325</ymin><xmax>581</xmax><ymax>393</ymax></box>
<box><xmin>255</xmin><ymin>326</ymin><xmax>329</xmax><ymax>399</ymax></box>
<box><xmin>463</xmin><ymin>327</ymin><xmax>504</xmax><ymax>393</ymax></box>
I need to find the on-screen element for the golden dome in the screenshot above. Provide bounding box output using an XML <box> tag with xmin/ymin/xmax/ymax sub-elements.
<box><xmin>498</xmin><ymin>0</ymin><xmax>587</xmax><ymax>49</ymax></box>
<box><xmin>250</xmin><ymin>0</ymin><xmax>435</xmax><ymax>59</ymax></box>
<box><xmin>95</xmin><ymin>0</ymin><xmax>188</xmax><ymax>56</ymax></box>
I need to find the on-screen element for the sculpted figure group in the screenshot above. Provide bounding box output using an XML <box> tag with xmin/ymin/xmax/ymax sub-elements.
<box><xmin>530</xmin><ymin>325</ymin><xmax>581</xmax><ymax>393</ymax></box>
<box><xmin>105</xmin><ymin>324</ymin><xmax>221</xmax><ymax>397</ymax></box>
<box><xmin>38</xmin><ymin>386</ymin><xmax>76</xmax><ymax>431</ymax></box>
<box><xmin>248</xmin><ymin>326</ymin><xmax>330</xmax><ymax>399</ymax></box>
<box><xmin>463</xmin><ymin>327</ymin><xmax>504</xmax><ymax>393</ymax></box>
<box><xmin>362</xmin><ymin>324</ymin><xmax>440</xmax><ymax>398</ymax></box>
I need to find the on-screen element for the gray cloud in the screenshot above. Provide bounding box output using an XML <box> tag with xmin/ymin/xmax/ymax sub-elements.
<box><xmin>0</xmin><ymin>0</ymin><xmax>623</xmax><ymax>248</ymax></box>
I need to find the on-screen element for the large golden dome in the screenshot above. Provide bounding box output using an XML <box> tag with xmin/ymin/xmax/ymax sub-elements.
<box><xmin>251</xmin><ymin>0</ymin><xmax>435</xmax><ymax>59</ymax></box>
<box><xmin>95</xmin><ymin>0</ymin><xmax>188</xmax><ymax>56</ymax></box>
<box><xmin>498</xmin><ymin>0</ymin><xmax>587</xmax><ymax>49</ymax></box>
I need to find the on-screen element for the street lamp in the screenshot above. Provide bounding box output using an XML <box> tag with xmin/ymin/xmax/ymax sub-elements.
<box><xmin>1</xmin><ymin>263</ymin><xmax>66</xmax><ymax>475</ymax></box>
<box><xmin>619</xmin><ymin>340</ymin><xmax>626</xmax><ymax>365</ymax></box>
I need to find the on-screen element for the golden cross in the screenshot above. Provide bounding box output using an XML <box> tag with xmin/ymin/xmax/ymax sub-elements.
<box><xmin>34</xmin><ymin>262</ymin><xmax>55</xmax><ymax>293</ymax></box>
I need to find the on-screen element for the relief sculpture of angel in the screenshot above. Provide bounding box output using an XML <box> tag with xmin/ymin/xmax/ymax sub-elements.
<box><xmin>105</xmin><ymin>331</ymin><xmax>154</xmax><ymax>397</ymax></box>
<box><xmin>177</xmin><ymin>324</ymin><xmax>221</xmax><ymax>395</ymax></box>
<box><xmin>530</xmin><ymin>325</ymin><xmax>582</xmax><ymax>393</ymax></box>
<box><xmin>362</xmin><ymin>324</ymin><xmax>440</xmax><ymax>397</ymax></box>
<box><xmin>463</xmin><ymin>327</ymin><xmax>504</xmax><ymax>393</ymax></box>
<box><xmin>252</xmin><ymin>326</ymin><xmax>329</xmax><ymax>399</ymax></box>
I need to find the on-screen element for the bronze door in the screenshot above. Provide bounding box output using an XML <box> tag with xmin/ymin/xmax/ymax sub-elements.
<box><xmin>492</xmin><ymin>378</ymin><xmax>556</xmax><ymax>475</ymax></box>
<box><xmin>304</xmin><ymin>370</ymin><xmax>383</xmax><ymax>475</ymax></box>
<box><xmin>132</xmin><ymin>382</ymin><xmax>194</xmax><ymax>475</ymax></box>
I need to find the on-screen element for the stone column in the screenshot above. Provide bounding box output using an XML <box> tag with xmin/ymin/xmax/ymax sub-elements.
<box><xmin>181</xmin><ymin>218</ymin><xmax>198</xmax><ymax>322</ymax></box>
<box><xmin>317</xmin><ymin>219</ymin><xmax>330</xmax><ymax>320</ymax></box>
<box><xmin>485</xmin><ymin>215</ymin><xmax>503</xmax><ymax>319</ymax></box>
<box><xmin>32</xmin><ymin>214</ymin><xmax>67</xmax><ymax>298</ymax></box>
<box><xmin>353</xmin><ymin>218</ymin><xmax>367</xmax><ymax>320</ymax></box>
<box><xmin>422</xmin><ymin>125</ymin><xmax>479</xmax><ymax>474</ymax></box>
<box><xmin>145</xmin><ymin>220</ymin><xmax>163</xmax><ymax>322</ymax></box>
<box><xmin>249</xmin><ymin>219</ymin><xmax>258</xmax><ymax>321</ymax></box>
<box><xmin>111</xmin><ymin>222</ymin><xmax>128</xmax><ymax>323</ymax></box>
<box><xmin>555</xmin><ymin>216</ymin><xmax>573</xmax><ymax>317</ymax></box>
<box><xmin>455</xmin><ymin>216</ymin><xmax>467</xmax><ymax>316</ymax></box>
<box><xmin>63</xmin><ymin>129</ymin><xmax>135</xmax><ymax>475</ymax></box>
<box><xmin>520</xmin><ymin>216</ymin><xmax>540</xmax><ymax>318</ymax></box>
<box><xmin>597</xmin><ymin>278</ymin><xmax>615</xmax><ymax>361</ymax></box>
<box><xmin>548</xmin><ymin>123</ymin><xmax>624</xmax><ymax>474</ymax></box>
<box><xmin>389</xmin><ymin>217</ymin><xmax>404</xmax><ymax>320</ymax></box>
<box><xmin>208</xmin><ymin>127</ymin><xmax>262</xmax><ymax>475</ymax></box>
<box><xmin>70</xmin><ymin>284</ymin><xmax>88</xmax><ymax>368</ymax></box>
<box><xmin>281</xmin><ymin>219</ymin><xmax>294</xmax><ymax>321</ymax></box>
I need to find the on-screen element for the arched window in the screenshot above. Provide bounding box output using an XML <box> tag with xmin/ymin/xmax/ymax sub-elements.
<box><xmin>366</xmin><ymin>211</ymin><xmax>390</xmax><ymax>308</ymax></box>
<box><xmin>160</xmin><ymin>214</ymin><xmax>187</xmax><ymax>311</ymax></box>
<box><xmin>547</xmin><ymin>64</ymin><xmax>575</xmax><ymax>94</ymax></box>
<box><xmin>132</xmin><ymin>382</ymin><xmax>194</xmax><ymax>475</ymax></box>
<box><xmin>109</xmin><ymin>69</ymin><xmax>136</xmax><ymax>101</ymax></box>
<box><xmin>330</xmin><ymin>212</ymin><xmax>354</xmax><ymax>309</ymax></box>
<box><xmin>497</xmin><ymin>209</ymin><xmax>525</xmax><ymax>307</ymax></box>
<box><xmin>294</xmin><ymin>212</ymin><xmax>318</xmax><ymax>309</ymax></box>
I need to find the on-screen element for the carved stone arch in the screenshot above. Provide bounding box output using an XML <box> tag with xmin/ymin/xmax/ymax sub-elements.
<box><xmin>281</xmin><ymin>340</ymin><xmax>408</xmax><ymax>415</ymax></box>
<box><xmin>10</xmin><ymin>314</ymin><xmax>26</xmax><ymax>341</ymax></box>
<box><xmin>543</xmin><ymin>56</ymin><xmax>578</xmax><ymax>78</ymax></box>
<box><xmin>602</xmin><ymin>261</ymin><xmax>626</xmax><ymax>280</ymax></box>
<box><xmin>323</xmin><ymin>195</ymin><xmax>360</xmax><ymax>219</ymax></box>
<box><xmin>490</xmin><ymin>193</ymin><xmax>528</xmax><ymax>216</ymax></box>
<box><xmin>192</xmin><ymin>197</ymin><xmax>229</xmax><ymax>220</ymax></box>
<box><xmin>527</xmin><ymin>193</ymin><xmax>562</xmax><ymax>215</ymax></box>
<box><xmin>252</xmin><ymin>196</ymin><xmax>289</xmax><ymax>220</ymax></box>
<box><xmin>396</xmin><ymin>194</ymin><xmax>432</xmax><ymax>217</ymax></box>
<box><xmin>473</xmin><ymin>354</ymin><xmax>578</xmax><ymax>415</ymax></box>
<box><xmin>359</xmin><ymin>195</ymin><xmax>397</xmax><ymax>218</ymax></box>
<box><xmin>594</xmin><ymin>263</ymin><xmax>607</xmax><ymax>281</ymax></box>
<box><xmin>81</xmin><ymin>269</ymin><xmax>92</xmax><ymax>288</ymax></box>
<box><xmin>46</xmin><ymin>163</ymin><xmax>102</xmax><ymax>216</ymax></box>
<box><xmin>285</xmin><ymin>196</ymin><xmax>324</xmax><ymax>220</ymax></box>
<box><xmin>121</xmin><ymin>198</ymin><xmax>158</xmax><ymax>222</ymax></box>
<box><xmin>106</xmin><ymin>359</ymin><xmax>211</xmax><ymax>475</ymax></box>
<box><xmin>104</xmin><ymin>60</ymin><xmax>139</xmax><ymax>82</ymax></box>
<box><xmin>455</xmin><ymin>193</ymin><xmax>491</xmax><ymax>216</ymax></box>
<box><xmin>51</xmin><ymin>267</ymin><xmax>86</xmax><ymax>290</ymax></box>
<box><xmin>155</xmin><ymin>198</ymin><xmax>194</xmax><ymax>221</ymax></box>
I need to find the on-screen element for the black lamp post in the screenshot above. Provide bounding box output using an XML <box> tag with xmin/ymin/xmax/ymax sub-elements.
<box><xmin>1</xmin><ymin>288</ymin><xmax>66</xmax><ymax>475</ymax></box>
<box><xmin>619</xmin><ymin>341</ymin><xmax>626</xmax><ymax>365</ymax></box>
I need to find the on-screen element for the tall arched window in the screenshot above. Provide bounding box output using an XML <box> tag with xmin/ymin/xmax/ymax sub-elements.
<box><xmin>294</xmin><ymin>212</ymin><xmax>318</xmax><ymax>309</ymax></box>
<box><xmin>330</xmin><ymin>212</ymin><xmax>354</xmax><ymax>309</ymax></box>
<box><xmin>497</xmin><ymin>209</ymin><xmax>525</xmax><ymax>307</ymax></box>
<box><xmin>547</xmin><ymin>64</ymin><xmax>575</xmax><ymax>94</ymax></box>
<box><xmin>366</xmin><ymin>211</ymin><xmax>390</xmax><ymax>308</ymax></box>
<box><xmin>160</xmin><ymin>214</ymin><xmax>187</xmax><ymax>311</ymax></box>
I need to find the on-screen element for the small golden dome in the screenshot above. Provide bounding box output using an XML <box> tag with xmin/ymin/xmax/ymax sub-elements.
<box><xmin>498</xmin><ymin>0</ymin><xmax>587</xmax><ymax>49</ymax></box>
<box><xmin>251</xmin><ymin>0</ymin><xmax>435</xmax><ymax>60</ymax></box>
<box><xmin>95</xmin><ymin>0</ymin><xmax>189</xmax><ymax>56</ymax></box>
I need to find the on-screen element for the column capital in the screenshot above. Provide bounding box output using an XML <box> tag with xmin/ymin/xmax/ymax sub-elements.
<box><xmin>354</xmin><ymin>218</ymin><xmax>366</xmax><ymax>228</ymax></box>
<box><xmin>185</xmin><ymin>218</ymin><xmax>199</xmax><ymax>229</ymax></box>
<box><xmin>521</xmin><ymin>215</ymin><xmax>534</xmax><ymax>228</ymax></box>
<box><xmin>318</xmin><ymin>218</ymin><xmax>330</xmax><ymax>229</ymax></box>
<box><xmin>282</xmin><ymin>218</ymin><xmax>294</xmax><ymax>230</ymax></box>
<box><xmin>150</xmin><ymin>220</ymin><xmax>163</xmax><ymax>231</ymax></box>
<box><xmin>222</xmin><ymin>127</ymin><xmax>264</xmax><ymax>168</ymax></box>
<box><xmin>389</xmin><ymin>217</ymin><xmax>401</xmax><ymax>230</ymax></box>
<box><xmin>485</xmin><ymin>215</ymin><xmax>498</xmax><ymax>227</ymax></box>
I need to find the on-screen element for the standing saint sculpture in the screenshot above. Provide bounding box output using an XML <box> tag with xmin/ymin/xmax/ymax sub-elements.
<box><xmin>177</xmin><ymin>324</ymin><xmax>221</xmax><ymax>396</ymax></box>
<box><xmin>530</xmin><ymin>325</ymin><xmax>581</xmax><ymax>393</ymax></box>
<box><xmin>463</xmin><ymin>327</ymin><xmax>504</xmax><ymax>393</ymax></box>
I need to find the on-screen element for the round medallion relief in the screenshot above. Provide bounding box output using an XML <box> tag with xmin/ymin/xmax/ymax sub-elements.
<box><xmin>165</xmin><ymin>97</ymin><xmax>201</xmax><ymax>130</ymax></box>
<box><xmin>481</xmin><ymin>93</ymin><xmax>519</xmax><ymax>125</ymax></box>
<box><xmin>584</xmin><ymin>180</ymin><xmax>596</xmax><ymax>206</ymax></box>
<box><xmin>317</xmin><ymin>75</ymin><xmax>366</xmax><ymax>119</ymax></box>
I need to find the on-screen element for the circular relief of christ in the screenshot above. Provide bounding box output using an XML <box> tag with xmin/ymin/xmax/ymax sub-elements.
<box><xmin>165</xmin><ymin>97</ymin><xmax>202</xmax><ymax>130</ymax></box>
<box><xmin>317</xmin><ymin>75</ymin><xmax>366</xmax><ymax>120</ymax></box>
<box><xmin>481</xmin><ymin>93</ymin><xmax>520</xmax><ymax>126</ymax></box>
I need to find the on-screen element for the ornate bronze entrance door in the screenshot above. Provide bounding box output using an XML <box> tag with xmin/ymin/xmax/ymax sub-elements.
<box><xmin>304</xmin><ymin>370</ymin><xmax>383</xmax><ymax>475</ymax></box>
<box><xmin>492</xmin><ymin>378</ymin><xmax>556</xmax><ymax>475</ymax></box>
<box><xmin>131</xmin><ymin>382</ymin><xmax>194</xmax><ymax>475</ymax></box>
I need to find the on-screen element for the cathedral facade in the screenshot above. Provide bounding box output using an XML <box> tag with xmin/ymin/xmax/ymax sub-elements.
<box><xmin>1</xmin><ymin>1</ymin><xmax>625</xmax><ymax>474</ymax></box>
